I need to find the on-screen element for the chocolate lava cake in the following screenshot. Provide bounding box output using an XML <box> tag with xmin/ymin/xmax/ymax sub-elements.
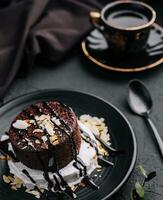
<box><xmin>9</xmin><ymin>101</ymin><xmax>81</xmax><ymax>171</ymax></box>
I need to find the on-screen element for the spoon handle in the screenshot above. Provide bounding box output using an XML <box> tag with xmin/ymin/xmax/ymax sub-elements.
<box><xmin>146</xmin><ymin>117</ymin><xmax>163</xmax><ymax>158</ymax></box>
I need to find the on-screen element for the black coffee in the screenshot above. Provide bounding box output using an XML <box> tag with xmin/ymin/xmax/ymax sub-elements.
<box><xmin>106</xmin><ymin>10</ymin><xmax>149</xmax><ymax>29</ymax></box>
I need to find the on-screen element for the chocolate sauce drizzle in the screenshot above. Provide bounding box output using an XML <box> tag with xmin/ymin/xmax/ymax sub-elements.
<box><xmin>23</xmin><ymin>104</ymin><xmax>76</xmax><ymax>199</ymax></box>
<box><xmin>43</xmin><ymin>102</ymin><xmax>99</xmax><ymax>190</ymax></box>
<box><xmin>0</xmin><ymin>136</ymin><xmax>52</xmax><ymax>200</ymax></box>
<box><xmin>0</xmin><ymin>136</ymin><xmax>18</xmax><ymax>162</ymax></box>
<box><xmin>22</xmin><ymin>169</ymin><xmax>50</xmax><ymax>200</ymax></box>
<box><xmin>81</xmin><ymin>131</ymin><xmax>114</xmax><ymax>167</ymax></box>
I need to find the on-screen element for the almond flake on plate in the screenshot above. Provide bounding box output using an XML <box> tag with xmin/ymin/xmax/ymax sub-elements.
<box><xmin>3</xmin><ymin>175</ymin><xmax>11</xmax><ymax>183</ymax></box>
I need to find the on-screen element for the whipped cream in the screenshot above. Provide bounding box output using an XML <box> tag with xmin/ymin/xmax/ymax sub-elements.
<box><xmin>7</xmin><ymin>124</ymin><xmax>97</xmax><ymax>189</ymax></box>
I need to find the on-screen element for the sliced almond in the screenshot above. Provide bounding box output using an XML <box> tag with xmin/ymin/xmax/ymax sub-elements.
<box><xmin>8</xmin><ymin>176</ymin><xmax>14</xmax><ymax>182</ymax></box>
<box><xmin>71</xmin><ymin>185</ymin><xmax>78</xmax><ymax>191</ymax></box>
<box><xmin>33</xmin><ymin>129</ymin><xmax>43</xmax><ymax>133</ymax></box>
<box><xmin>15</xmin><ymin>184</ymin><xmax>22</xmax><ymax>188</ymax></box>
<box><xmin>12</xmin><ymin>120</ymin><xmax>30</xmax><ymax>130</ymax></box>
<box><xmin>35</xmin><ymin>139</ymin><xmax>41</xmax><ymax>144</ymax></box>
<box><xmin>14</xmin><ymin>176</ymin><xmax>24</xmax><ymax>185</ymax></box>
<box><xmin>11</xmin><ymin>186</ymin><xmax>17</xmax><ymax>191</ymax></box>
<box><xmin>0</xmin><ymin>155</ymin><xmax>10</xmax><ymax>161</ymax></box>
<box><xmin>50</xmin><ymin>135</ymin><xmax>59</xmax><ymax>145</ymax></box>
<box><xmin>3</xmin><ymin>175</ymin><xmax>10</xmax><ymax>183</ymax></box>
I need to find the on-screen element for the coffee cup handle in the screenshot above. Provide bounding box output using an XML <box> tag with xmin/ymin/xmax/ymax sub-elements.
<box><xmin>90</xmin><ymin>11</ymin><xmax>105</xmax><ymax>33</ymax></box>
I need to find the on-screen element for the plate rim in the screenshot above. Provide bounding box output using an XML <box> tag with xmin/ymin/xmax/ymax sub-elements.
<box><xmin>0</xmin><ymin>89</ymin><xmax>137</xmax><ymax>199</ymax></box>
<box><xmin>81</xmin><ymin>23</ymin><xmax>163</xmax><ymax>73</ymax></box>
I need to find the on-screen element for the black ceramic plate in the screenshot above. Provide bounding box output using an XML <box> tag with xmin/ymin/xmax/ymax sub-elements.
<box><xmin>82</xmin><ymin>23</ymin><xmax>163</xmax><ymax>72</ymax></box>
<box><xmin>0</xmin><ymin>90</ymin><xmax>137</xmax><ymax>200</ymax></box>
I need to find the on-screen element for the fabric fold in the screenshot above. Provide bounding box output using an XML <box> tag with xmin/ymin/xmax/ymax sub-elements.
<box><xmin>0</xmin><ymin>0</ymin><xmax>103</xmax><ymax>99</ymax></box>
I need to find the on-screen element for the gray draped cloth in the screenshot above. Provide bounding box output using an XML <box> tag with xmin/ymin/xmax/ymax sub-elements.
<box><xmin>0</xmin><ymin>0</ymin><xmax>103</xmax><ymax>99</ymax></box>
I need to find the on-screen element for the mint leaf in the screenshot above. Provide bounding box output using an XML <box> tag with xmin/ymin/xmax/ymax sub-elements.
<box><xmin>131</xmin><ymin>189</ymin><xmax>142</xmax><ymax>200</ymax></box>
<box><xmin>135</xmin><ymin>181</ymin><xmax>144</xmax><ymax>198</ymax></box>
<box><xmin>137</xmin><ymin>165</ymin><xmax>148</xmax><ymax>178</ymax></box>
<box><xmin>130</xmin><ymin>165</ymin><xmax>157</xmax><ymax>200</ymax></box>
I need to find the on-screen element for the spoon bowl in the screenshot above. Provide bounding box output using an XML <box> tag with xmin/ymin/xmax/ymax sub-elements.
<box><xmin>128</xmin><ymin>79</ymin><xmax>163</xmax><ymax>159</ymax></box>
<box><xmin>128</xmin><ymin>79</ymin><xmax>153</xmax><ymax>117</ymax></box>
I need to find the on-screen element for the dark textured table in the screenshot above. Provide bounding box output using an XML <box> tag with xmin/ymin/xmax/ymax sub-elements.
<box><xmin>2</xmin><ymin>1</ymin><xmax>163</xmax><ymax>200</ymax></box>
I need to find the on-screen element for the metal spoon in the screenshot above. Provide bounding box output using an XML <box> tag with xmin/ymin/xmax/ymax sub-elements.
<box><xmin>128</xmin><ymin>79</ymin><xmax>163</xmax><ymax>159</ymax></box>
